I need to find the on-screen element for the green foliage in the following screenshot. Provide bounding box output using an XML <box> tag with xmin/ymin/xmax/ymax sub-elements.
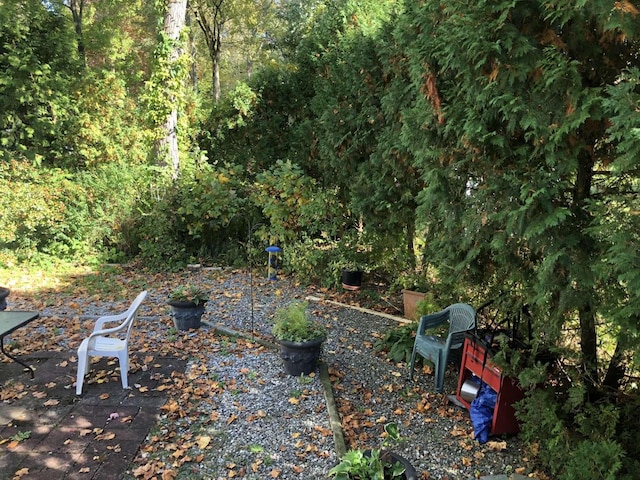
<box><xmin>328</xmin><ymin>423</ymin><xmax>407</xmax><ymax>480</ymax></box>
<box><xmin>374</xmin><ymin>322</ymin><xmax>418</xmax><ymax>366</ymax></box>
<box><xmin>252</xmin><ymin>159</ymin><xmax>343</xmax><ymax>243</ymax></box>
<box><xmin>129</xmin><ymin>161</ymin><xmax>251</xmax><ymax>269</ymax></box>
<box><xmin>0</xmin><ymin>161</ymin><xmax>92</xmax><ymax>261</ymax></box>
<box><xmin>283</xmin><ymin>237</ymin><xmax>340</xmax><ymax>288</ymax></box>
<box><xmin>517</xmin><ymin>387</ymin><xmax>630</xmax><ymax>479</ymax></box>
<box><xmin>271</xmin><ymin>301</ymin><xmax>326</xmax><ymax>343</ymax></box>
<box><xmin>69</xmin><ymin>71</ymin><xmax>153</xmax><ymax>169</ymax></box>
<box><xmin>169</xmin><ymin>284</ymin><xmax>208</xmax><ymax>306</ymax></box>
<box><xmin>0</xmin><ymin>0</ymin><xmax>81</xmax><ymax>165</ymax></box>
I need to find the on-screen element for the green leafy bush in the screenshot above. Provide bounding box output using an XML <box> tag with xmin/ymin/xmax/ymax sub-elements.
<box><xmin>517</xmin><ymin>387</ymin><xmax>631</xmax><ymax>480</ymax></box>
<box><xmin>271</xmin><ymin>301</ymin><xmax>326</xmax><ymax>343</ymax></box>
<box><xmin>374</xmin><ymin>322</ymin><xmax>419</xmax><ymax>366</ymax></box>
<box><xmin>0</xmin><ymin>161</ymin><xmax>92</xmax><ymax>262</ymax></box>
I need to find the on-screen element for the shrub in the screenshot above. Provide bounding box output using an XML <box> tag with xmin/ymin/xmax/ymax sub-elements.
<box><xmin>0</xmin><ymin>161</ymin><xmax>93</xmax><ymax>262</ymax></box>
<box><xmin>374</xmin><ymin>322</ymin><xmax>419</xmax><ymax>365</ymax></box>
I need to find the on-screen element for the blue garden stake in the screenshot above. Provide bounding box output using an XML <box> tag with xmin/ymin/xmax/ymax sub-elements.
<box><xmin>265</xmin><ymin>246</ymin><xmax>282</xmax><ymax>280</ymax></box>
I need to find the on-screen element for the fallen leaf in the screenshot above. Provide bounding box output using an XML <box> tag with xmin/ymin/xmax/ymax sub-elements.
<box><xmin>196</xmin><ymin>436</ymin><xmax>211</xmax><ymax>449</ymax></box>
<box><xmin>44</xmin><ymin>399</ymin><xmax>59</xmax><ymax>406</ymax></box>
<box><xmin>486</xmin><ymin>440</ymin><xmax>508</xmax><ymax>451</ymax></box>
<box><xmin>99</xmin><ymin>393</ymin><xmax>110</xmax><ymax>400</ymax></box>
<box><xmin>161</xmin><ymin>470</ymin><xmax>177</xmax><ymax>480</ymax></box>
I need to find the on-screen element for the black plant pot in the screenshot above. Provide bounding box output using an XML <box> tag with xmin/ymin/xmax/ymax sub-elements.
<box><xmin>277</xmin><ymin>338</ymin><xmax>323</xmax><ymax>376</ymax></box>
<box><xmin>378</xmin><ymin>450</ymin><xmax>418</xmax><ymax>480</ymax></box>
<box><xmin>341</xmin><ymin>270</ymin><xmax>363</xmax><ymax>291</ymax></box>
<box><xmin>0</xmin><ymin>287</ymin><xmax>9</xmax><ymax>311</ymax></box>
<box><xmin>168</xmin><ymin>301</ymin><xmax>206</xmax><ymax>330</ymax></box>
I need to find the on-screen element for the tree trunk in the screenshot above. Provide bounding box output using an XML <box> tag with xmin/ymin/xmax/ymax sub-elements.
<box><xmin>192</xmin><ymin>0</ymin><xmax>225</xmax><ymax>104</ymax></box>
<box><xmin>66</xmin><ymin>0</ymin><xmax>86</xmax><ymax>65</ymax></box>
<box><xmin>156</xmin><ymin>0</ymin><xmax>188</xmax><ymax>179</ymax></box>
<box><xmin>573</xmin><ymin>146</ymin><xmax>598</xmax><ymax>397</ymax></box>
<box><xmin>213</xmin><ymin>48</ymin><xmax>221</xmax><ymax>103</ymax></box>
<box><xmin>602</xmin><ymin>339</ymin><xmax>627</xmax><ymax>393</ymax></box>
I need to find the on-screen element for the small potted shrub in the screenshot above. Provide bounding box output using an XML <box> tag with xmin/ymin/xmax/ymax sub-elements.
<box><xmin>328</xmin><ymin>423</ymin><xmax>418</xmax><ymax>479</ymax></box>
<box><xmin>168</xmin><ymin>284</ymin><xmax>208</xmax><ymax>330</ymax></box>
<box><xmin>271</xmin><ymin>301</ymin><xmax>327</xmax><ymax>376</ymax></box>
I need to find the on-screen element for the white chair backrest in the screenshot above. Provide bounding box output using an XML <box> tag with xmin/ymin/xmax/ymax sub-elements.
<box><xmin>122</xmin><ymin>290</ymin><xmax>148</xmax><ymax>341</ymax></box>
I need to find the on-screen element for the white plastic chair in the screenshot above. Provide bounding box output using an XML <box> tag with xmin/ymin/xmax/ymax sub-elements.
<box><xmin>76</xmin><ymin>291</ymin><xmax>148</xmax><ymax>395</ymax></box>
<box><xmin>409</xmin><ymin>303</ymin><xmax>476</xmax><ymax>392</ymax></box>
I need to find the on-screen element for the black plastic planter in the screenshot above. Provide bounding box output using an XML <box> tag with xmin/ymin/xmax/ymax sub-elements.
<box><xmin>277</xmin><ymin>338</ymin><xmax>323</xmax><ymax>376</ymax></box>
<box><xmin>0</xmin><ymin>287</ymin><xmax>9</xmax><ymax>311</ymax></box>
<box><xmin>341</xmin><ymin>270</ymin><xmax>363</xmax><ymax>291</ymax></box>
<box><xmin>168</xmin><ymin>301</ymin><xmax>206</xmax><ymax>330</ymax></box>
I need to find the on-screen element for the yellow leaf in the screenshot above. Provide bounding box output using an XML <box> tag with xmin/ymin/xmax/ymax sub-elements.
<box><xmin>288</xmin><ymin>397</ymin><xmax>300</xmax><ymax>405</ymax></box>
<box><xmin>44</xmin><ymin>399</ymin><xmax>59</xmax><ymax>406</ymax></box>
<box><xmin>99</xmin><ymin>393</ymin><xmax>110</xmax><ymax>400</ymax></box>
<box><xmin>14</xmin><ymin>467</ymin><xmax>29</xmax><ymax>477</ymax></box>
<box><xmin>196</xmin><ymin>436</ymin><xmax>211</xmax><ymax>449</ymax></box>
<box><xmin>79</xmin><ymin>467</ymin><xmax>91</xmax><ymax>473</ymax></box>
<box><xmin>269</xmin><ymin>469</ymin><xmax>281</xmax><ymax>478</ymax></box>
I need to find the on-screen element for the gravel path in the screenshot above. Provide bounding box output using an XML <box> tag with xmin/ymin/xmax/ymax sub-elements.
<box><xmin>138</xmin><ymin>269</ymin><xmax>529</xmax><ymax>479</ymax></box>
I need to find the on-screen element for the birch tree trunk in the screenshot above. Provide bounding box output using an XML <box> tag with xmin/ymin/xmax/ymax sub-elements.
<box><xmin>156</xmin><ymin>0</ymin><xmax>188</xmax><ymax>179</ymax></box>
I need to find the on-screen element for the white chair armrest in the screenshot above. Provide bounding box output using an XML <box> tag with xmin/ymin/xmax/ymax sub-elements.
<box><xmin>92</xmin><ymin>313</ymin><xmax>127</xmax><ymax>332</ymax></box>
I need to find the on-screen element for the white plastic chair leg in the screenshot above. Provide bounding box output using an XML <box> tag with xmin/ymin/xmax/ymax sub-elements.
<box><xmin>119</xmin><ymin>351</ymin><xmax>129</xmax><ymax>389</ymax></box>
<box><xmin>76</xmin><ymin>345</ymin><xmax>88</xmax><ymax>395</ymax></box>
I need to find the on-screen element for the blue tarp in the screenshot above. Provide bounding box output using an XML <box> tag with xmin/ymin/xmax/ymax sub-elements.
<box><xmin>470</xmin><ymin>382</ymin><xmax>498</xmax><ymax>444</ymax></box>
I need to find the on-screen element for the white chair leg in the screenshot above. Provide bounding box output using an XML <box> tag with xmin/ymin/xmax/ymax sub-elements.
<box><xmin>76</xmin><ymin>345</ymin><xmax>88</xmax><ymax>395</ymax></box>
<box><xmin>119</xmin><ymin>351</ymin><xmax>129</xmax><ymax>389</ymax></box>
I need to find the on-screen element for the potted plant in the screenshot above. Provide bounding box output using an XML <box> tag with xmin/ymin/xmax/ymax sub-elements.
<box><xmin>341</xmin><ymin>262</ymin><xmax>364</xmax><ymax>291</ymax></box>
<box><xmin>398</xmin><ymin>271</ymin><xmax>434</xmax><ymax>320</ymax></box>
<box><xmin>168</xmin><ymin>284</ymin><xmax>208</xmax><ymax>330</ymax></box>
<box><xmin>328</xmin><ymin>423</ymin><xmax>418</xmax><ymax>479</ymax></box>
<box><xmin>271</xmin><ymin>301</ymin><xmax>327</xmax><ymax>376</ymax></box>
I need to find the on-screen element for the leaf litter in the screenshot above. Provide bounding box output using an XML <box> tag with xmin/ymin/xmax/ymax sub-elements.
<box><xmin>0</xmin><ymin>265</ymin><xmax>537</xmax><ymax>479</ymax></box>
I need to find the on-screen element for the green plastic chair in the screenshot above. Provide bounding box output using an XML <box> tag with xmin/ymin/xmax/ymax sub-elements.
<box><xmin>409</xmin><ymin>303</ymin><xmax>476</xmax><ymax>392</ymax></box>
